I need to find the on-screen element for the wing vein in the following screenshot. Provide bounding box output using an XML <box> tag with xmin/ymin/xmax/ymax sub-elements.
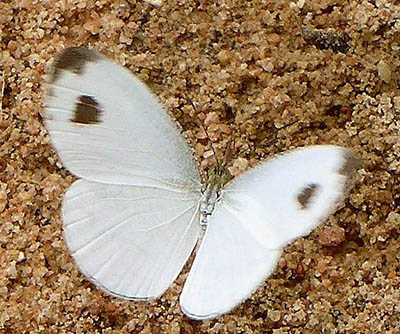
<box><xmin>145</xmin><ymin>204</ymin><xmax>200</xmax><ymax>297</ymax></box>
<box><xmin>65</xmin><ymin>168</ymin><xmax>198</xmax><ymax>192</ymax></box>
<box><xmin>71</xmin><ymin>204</ymin><xmax>197</xmax><ymax>256</ymax></box>
<box><xmin>47</xmin><ymin>83</ymin><xmax>91</xmax><ymax>96</ymax></box>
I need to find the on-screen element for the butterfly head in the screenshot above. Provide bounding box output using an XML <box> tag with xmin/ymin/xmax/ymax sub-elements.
<box><xmin>206</xmin><ymin>165</ymin><xmax>233</xmax><ymax>195</ymax></box>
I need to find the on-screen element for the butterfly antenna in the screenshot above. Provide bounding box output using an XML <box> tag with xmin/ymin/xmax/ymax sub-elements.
<box><xmin>0</xmin><ymin>71</ymin><xmax>5</xmax><ymax>111</ymax></box>
<box><xmin>223</xmin><ymin>138</ymin><xmax>234</xmax><ymax>167</ymax></box>
<box><xmin>185</xmin><ymin>96</ymin><xmax>221</xmax><ymax>169</ymax></box>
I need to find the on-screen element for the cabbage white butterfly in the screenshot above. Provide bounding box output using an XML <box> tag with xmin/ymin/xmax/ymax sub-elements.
<box><xmin>44</xmin><ymin>47</ymin><xmax>358</xmax><ymax>320</ymax></box>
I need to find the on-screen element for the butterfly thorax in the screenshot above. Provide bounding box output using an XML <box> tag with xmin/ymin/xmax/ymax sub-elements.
<box><xmin>200</xmin><ymin>166</ymin><xmax>233</xmax><ymax>225</ymax></box>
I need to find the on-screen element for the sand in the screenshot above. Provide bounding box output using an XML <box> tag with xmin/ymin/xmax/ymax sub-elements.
<box><xmin>1</xmin><ymin>0</ymin><xmax>400</xmax><ymax>333</ymax></box>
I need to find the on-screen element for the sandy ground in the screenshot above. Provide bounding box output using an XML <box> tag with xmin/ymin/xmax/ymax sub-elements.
<box><xmin>1</xmin><ymin>0</ymin><xmax>400</xmax><ymax>333</ymax></box>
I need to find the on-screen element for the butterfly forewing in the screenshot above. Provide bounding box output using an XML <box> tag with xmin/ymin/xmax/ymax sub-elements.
<box><xmin>180</xmin><ymin>146</ymin><xmax>358</xmax><ymax>319</ymax></box>
<box><xmin>44</xmin><ymin>47</ymin><xmax>202</xmax><ymax>300</ymax></box>
<box><xmin>45</xmin><ymin>47</ymin><xmax>201</xmax><ymax>189</ymax></box>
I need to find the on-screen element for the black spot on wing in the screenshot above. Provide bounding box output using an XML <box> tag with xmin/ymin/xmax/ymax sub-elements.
<box><xmin>297</xmin><ymin>183</ymin><xmax>320</xmax><ymax>210</ymax></box>
<box><xmin>72</xmin><ymin>95</ymin><xmax>103</xmax><ymax>125</ymax></box>
<box><xmin>50</xmin><ymin>47</ymin><xmax>101</xmax><ymax>83</ymax></box>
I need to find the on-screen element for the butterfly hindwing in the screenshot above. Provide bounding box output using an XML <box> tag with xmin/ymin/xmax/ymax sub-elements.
<box><xmin>180</xmin><ymin>146</ymin><xmax>358</xmax><ymax>319</ymax></box>
<box><xmin>180</xmin><ymin>200</ymin><xmax>282</xmax><ymax>319</ymax></box>
<box><xmin>63</xmin><ymin>180</ymin><xmax>201</xmax><ymax>299</ymax></box>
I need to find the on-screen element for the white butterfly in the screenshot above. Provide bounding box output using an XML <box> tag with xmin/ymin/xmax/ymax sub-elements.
<box><xmin>44</xmin><ymin>47</ymin><xmax>358</xmax><ymax>320</ymax></box>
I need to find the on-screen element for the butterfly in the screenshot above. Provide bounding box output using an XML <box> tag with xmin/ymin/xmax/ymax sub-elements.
<box><xmin>43</xmin><ymin>47</ymin><xmax>359</xmax><ymax>320</ymax></box>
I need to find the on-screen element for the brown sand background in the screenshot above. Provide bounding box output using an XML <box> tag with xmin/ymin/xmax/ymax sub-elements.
<box><xmin>1</xmin><ymin>0</ymin><xmax>400</xmax><ymax>333</ymax></box>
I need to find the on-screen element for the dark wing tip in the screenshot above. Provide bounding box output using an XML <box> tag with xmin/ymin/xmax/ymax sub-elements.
<box><xmin>339</xmin><ymin>149</ymin><xmax>359</xmax><ymax>174</ymax></box>
<box><xmin>339</xmin><ymin>149</ymin><xmax>361</xmax><ymax>193</ymax></box>
<box><xmin>48</xmin><ymin>47</ymin><xmax>102</xmax><ymax>83</ymax></box>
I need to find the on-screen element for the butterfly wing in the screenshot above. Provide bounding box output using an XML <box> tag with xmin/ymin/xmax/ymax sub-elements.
<box><xmin>44</xmin><ymin>47</ymin><xmax>201</xmax><ymax>189</ymax></box>
<box><xmin>44</xmin><ymin>48</ymin><xmax>202</xmax><ymax>299</ymax></box>
<box><xmin>64</xmin><ymin>180</ymin><xmax>200</xmax><ymax>299</ymax></box>
<box><xmin>180</xmin><ymin>146</ymin><xmax>358</xmax><ymax>319</ymax></box>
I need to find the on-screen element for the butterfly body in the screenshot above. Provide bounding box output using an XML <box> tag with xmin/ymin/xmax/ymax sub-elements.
<box><xmin>44</xmin><ymin>47</ymin><xmax>359</xmax><ymax>320</ymax></box>
<box><xmin>200</xmin><ymin>166</ymin><xmax>233</xmax><ymax>224</ymax></box>
<box><xmin>199</xmin><ymin>184</ymin><xmax>218</xmax><ymax>225</ymax></box>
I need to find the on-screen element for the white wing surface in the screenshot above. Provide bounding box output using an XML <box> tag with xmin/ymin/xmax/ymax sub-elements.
<box><xmin>64</xmin><ymin>180</ymin><xmax>201</xmax><ymax>299</ymax></box>
<box><xmin>43</xmin><ymin>48</ymin><xmax>203</xmax><ymax>300</ymax></box>
<box><xmin>44</xmin><ymin>47</ymin><xmax>201</xmax><ymax>190</ymax></box>
<box><xmin>180</xmin><ymin>146</ymin><xmax>358</xmax><ymax>319</ymax></box>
